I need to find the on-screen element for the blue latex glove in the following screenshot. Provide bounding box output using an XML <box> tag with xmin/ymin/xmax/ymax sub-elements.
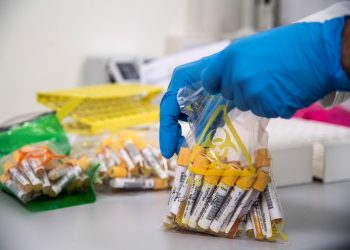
<box><xmin>202</xmin><ymin>16</ymin><xmax>350</xmax><ymax>118</ymax></box>
<box><xmin>160</xmin><ymin>16</ymin><xmax>350</xmax><ymax>158</ymax></box>
<box><xmin>159</xmin><ymin>55</ymin><xmax>216</xmax><ymax>158</ymax></box>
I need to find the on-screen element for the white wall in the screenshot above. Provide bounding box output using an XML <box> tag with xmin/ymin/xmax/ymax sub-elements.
<box><xmin>0</xmin><ymin>0</ymin><xmax>187</xmax><ymax>123</ymax></box>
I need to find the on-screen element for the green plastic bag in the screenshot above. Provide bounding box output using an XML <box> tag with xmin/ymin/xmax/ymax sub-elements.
<box><xmin>0</xmin><ymin>112</ymin><xmax>97</xmax><ymax>212</ymax></box>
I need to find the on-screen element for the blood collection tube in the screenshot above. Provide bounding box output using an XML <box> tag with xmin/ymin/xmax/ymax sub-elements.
<box><xmin>136</xmin><ymin>140</ymin><xmax>168</xmax><ymax>179</ymax></box>
<box><xmin>39</xmin><ymin>171</ymin><xmax>52</xmax><ymax>195</ymax></box>
<box><xmin>224</xmin><ymin>169</ymin><xmax>270</xmax><ymax>238</ymax></box>
<box><xmin>264</xmin><ymin>183</ymin><xmax>283</xmax><ymax>241</ymax></box>
<box><xmin>50</xmin><ymin>166</ymin><xmax>81</xmax><ymax>197</ymax></box>
<box><xmin>109</xmin><ymin>177</ymin><xmax>168</xmax><ymax>190</ymax></box>
<box><xmin>4</xmin><ymin>179</ymin><xmax>32</xmax><ymax>203</ymax></box>
<box><xmin>104</xmin><ymin>147</ymin><xmax>122</xmax><ymax>168</ymax></box>
<box><xmin>124</xmin><ymin>139</ymin><xmax>151</xmax><ymax>175</ymax></box>
<box><xmin>250</xmin><ymin>200</ymin><xmax>265</xmax><ymax>241</ymax></box>
<box><xmin>108</xmin><ymin>166</ymin><xmax>128</xmax><ymax>178</ymax></box>
<box><xmin>96</xmin><ymin>150</ymin><xmax>109</xmax><ymax>179</ymax></box>
<box><xmin>209</xmin><ymin>168</ymin><xmax>256</xmax><ymax>234</ymax></box>
<box><xmin>245</xmin><ymin>214</ymin><xmax>254</xmax><ymax>238</ymax></box>
<box><xmin>170</xmin><ymin>145</ymin><xmax>204</xmax><ymax>217</ymax></box>
<box><xmin>187</xmin><ymin>161</ymin><xmax>221</xmax><ymax>229</ymax></box>
<box><xmin>48</xmin><ymin>165</ymin><xmax>69</xmax><ymax>181</ymax></box>
<box><xmin>179</xmin><ymin>154</ymin><xmax>210</xmax><ymax>226</ymax></box>
<box><xmin>6</xmin><ymin>165</ymin><xmax>33</xmax><ymax>192</ymax></box>
<box><xmin>198</xmin><ymin>162</ymin><xmax>241</xmax><ymax>231</ymax></box>
<box><xmin>20</xmin><ymin>159</ymin><xmax>42</xmax><ymax>192</ymax></box>
<box><xmin>118</xmin><ymin>144</ymin><xmax>139</xmax><ymax>176</ymax></box>
<box><xmin>28</xmin><ymin>158</ymin><xmax>45</xmax><ymax>177</ymax></box>
<box><xmin>168</xmin><ymin>147</ymin><xmax>191</xmax><ymax>210</ymax></box>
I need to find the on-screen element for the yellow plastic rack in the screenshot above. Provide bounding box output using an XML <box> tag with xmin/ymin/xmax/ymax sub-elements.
<box><xmin>37</xmin><ymin>83</ymin><xmax>162</xmax><ymax>135</ymax></box>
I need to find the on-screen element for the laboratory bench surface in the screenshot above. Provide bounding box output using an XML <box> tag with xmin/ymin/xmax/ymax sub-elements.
<box><xmin>1</xmin><ymin>182</ymin><xmax>350</xmax><ymax>250</ymax></box>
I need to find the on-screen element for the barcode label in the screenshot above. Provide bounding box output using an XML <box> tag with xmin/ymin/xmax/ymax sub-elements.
<box><xmin>215</xmin><ymin>195</ymin><xmax>231</xmax><ymax>220</ymax></box>
<box><xmin>179</xmin><ymin>172</ymin><xmax>187</xmax><ymax>186</ymax></box>
<box><xmin>206</xmin><ymin>193</ymin><xmax>227</xmax><ymax>221</ymax></box>
<box><xmin>265</xmin><ymin>186</ymin><xmax>274</xmax><ymax>209</ymax></box>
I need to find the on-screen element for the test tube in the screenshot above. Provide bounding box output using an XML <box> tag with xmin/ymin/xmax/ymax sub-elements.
<box><xmin>197</xmin><ymin>162</ymin><xmax>241</xmax><ymax>231</ymax></box>
<box><xmin>48</xmin><ymin>165</ymin><xmax>69</xmax><ymax>181</ymax></box>
<box><xmin>28</xmin><ymin>158</ymin><xmax>45</xmax><ymax>177</ymax></box>
<box><xmin>8</xmin><ymin>167</ymin><xmax>33</xmax><ymax>192</ymax></box>
<box><xmin>108</xmin><ymin>166</ymin><xmax>128</xmax><ymax>178</ymax></box>
<box><xmin>96</xmin><ymin>151</ymin><xmax>109</xmax><ymax>179</ymax></box>
<box><xmin>20</xmin><ymin>159</ymin><xmax>43</xmax><ymax>192</ymax></box>
<box><xmin>118</xmin><ymin>146</ymin><xmax>139</xmax><ymax>176</ymax></box>
<box><xmin>124</xmin><ymin>139</ymin><xmax>151</xmax><ymax>175</ymax></box>
<box><xmin>179</xmin><ymin>154</ymin><xmax>210</xmax><ymax>226</ymax></box>
<box><xmin>170</xmin><ymin>145</ymin><xmax>204</xmax><ymax>217</ymax></box>
<box><xmin>50</xmin><ymin>166</ymin><xmax>81</xmax><ymax>197</ymax></box>
<box><xmin>106</xmin><ymin>147</ymin><xmax>122</xmax><ymax>166</ymax></box>
<box><xmin>109</xmin><ymin>177</ymin><xmax>168</xmax><ymax>190</ymax></box>
<box><xmin>224</xmin><ymin>169</ymin><xmax>270</xmax><ymax>238</ymax></box>
<box><xmin>136</xmin><ymin>140</ymin><xmax>168</xmax><ymax>179</ymax></box>
<box><xmin>209</xmin><ymin>168</ymin><xmax>255</xmax><ymax>234</ymax></box>
<box><xmin>264</xmin><ymin>183</ymin><xmax>283</xmax><ymax>240</ymax></box>
<box><xmin>245</xmin><ymin>214</ymin><xmax>254</xmax><ymax>238</ymax></box>
<box><xmin>250</xmin><ymin>200</ymin><xmax>265</xmax><ymax>241</ymax></box>
<box><xmin>39</xmin><ymin>171</ymin><xmax>52</xmax><ymax>195</ymax></box>
<box><xmin>187</xmin><ymin>162</ymin><xmax>221</xmax><ymax>229</ymax></box>
<box><xmin>168</xmin><ymin>147</ymin><xmax>191</xmax><ymax>210</ymax></box>
<box><xmin>4</xmin><ymin>179</ymin><xmax>32</xmax><ymax>203</ymax></box>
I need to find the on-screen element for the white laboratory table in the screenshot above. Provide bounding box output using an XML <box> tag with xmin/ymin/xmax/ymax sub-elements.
<box><xmin>1</xmin><ymin>181</ymin><xmax>350</xmax><ymax>250</ymax></box>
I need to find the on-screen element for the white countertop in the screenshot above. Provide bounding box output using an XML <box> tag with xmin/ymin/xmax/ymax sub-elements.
<box><xmin>1</xmin><ymin>181</ymin><xmax>350</xmax><ymax>250</ymax></box>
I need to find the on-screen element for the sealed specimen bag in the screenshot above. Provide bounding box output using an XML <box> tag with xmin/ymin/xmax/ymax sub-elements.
<box><xmin>0</xmin><ymin>112</ymin><xmax>97</xmax><ymax>211</ymax></box>
<box><xmin>163</xmin><ymin>85</ymin><xmax>287</xmax><ymax>242</ymax></box>
<box><xmin>69</xmin><ymin>127</ymin><xmax>176</xmax><ymax>192</ymax></box>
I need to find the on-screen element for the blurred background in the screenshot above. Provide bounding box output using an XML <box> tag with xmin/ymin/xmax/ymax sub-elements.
<box><xmin>0</xmin><ymin>0</ymin><xmax>344</xmax><ymax>123</ymax></box>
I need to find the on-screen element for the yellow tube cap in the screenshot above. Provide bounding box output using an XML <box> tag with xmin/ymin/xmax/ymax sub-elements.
<box><xmin>236</xmin><ymin>168</ymin><xmax>256</xmax><ymax>191</ymax></box>
<box><xmin>108</xmin><ymin>166</ymin><xmax>128</xmax><ymax>178</ymax></box>
<box><xmin>220</xmin><ymin>163</ymin><xmax>241</xmax><ymax>187</ymax></box>
<box><xmin>204</xmin><ymin>163</ymin><xmax>222</xmax><ymax>185</ymax></box>
<box><xmin>252</xmin><ymin>170</ymin><xmax>271</xmax><ymax>192</ymax></box>
<box><xmin>176</xmin><ymin>147</ymin><xmax>191</xmax><ymax>167</ymax></box>
<box><xmin>254</xmin><ymin>148</ymin><xmax>271</xmax><ymax>169</ymax></box>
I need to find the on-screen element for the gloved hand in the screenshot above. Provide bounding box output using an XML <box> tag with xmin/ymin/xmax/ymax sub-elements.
<box><xmin>202</xmin><ymin>16</ymin><xmax>350</xmax><ymax>118</ymax></box>
<box><xmin>160</xmin><ymin>16</ymin><xmax>350</xmax><ymax>158</ymax></box>
<box><xmin>159</xmin><ymin>55</ymin><xmax>216</xmax><ymax>158</ymax></box>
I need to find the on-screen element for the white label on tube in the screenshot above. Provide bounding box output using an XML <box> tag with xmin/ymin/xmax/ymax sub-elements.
<box><xmin>224</xmin><ymin>189</ymin><xmax>259</xmax><ymax>234</ymax></box>
<box><xmin>198</xmin><ymin>182</ymin><xmax>230</xmax><ymax>230</ymax></box>
<box><xmin>5</xmin><ymin>179</ymin><xmax>27</xmax><ymax>202</ymax></box>
<box><xmin>124</xmin><ymin>140</ymin><xmax>143</xmax><ymax>164</ymax></box>
<box><xmin>264</xmin><ymin>183</ymin><xmax>283</xmax><ymax>221</ymax></box>
<box><xmin>168</xmin><ymin>165</ymin><xmax>186</xmax><ymax>207</ymax></box>
<box><xmin>261</xmin><ymin>194</ymin><xmax>273</xmax><ymax>238</ymax></box>
<box><xmin>119</xmin><ymin>149</ymin><xmax>135</xmax><ymax>170</ymax></box>
<box><xmin>21</xmin><ymin>160</ymin><xmax>41</xmax><ymax>186</ymax></box>
<box><xmin>210</xmin><ymin>186</ymin><xmax>245</xmax><ymax>233</ymax></box>
<box><xmin>170</xmin><ymin>170</ymin><xmax>191</xmax><ymax>215</ymax></box>
<box><xmin>109</xmin><ymin>178</ymin><xmax>154</xmax><ymax>189</ymax></box>
<box><xmin>182</xmin><ymin>174</ymin><xmax>203</xmax><ymax>225</ymax></box>
<box><xmin>245</xmin><ymin>214</ymin><xmax>253</xmax><ymax>231</ymax></box>
<box><xmin>142</xmin><ymin>148</ymin><xmax>167</xmax><ymax>179</ymax></box>
<box><xmin>188</xmin><ymin>183</ymin><xmax>215</xmax><ymax>229</ymax></box>
<box><xmin>8</xmin><ymin>168</ymin><xmax>30</xmax><ymax>187</ymax></box>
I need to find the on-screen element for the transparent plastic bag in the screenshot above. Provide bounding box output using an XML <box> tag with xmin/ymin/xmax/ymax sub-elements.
<box><xmin>163</xmin><ymin>84</ymin><xmax>287</xmax><ymax>242</ymax></box>
<box><xmin>0</xmin><ymin>113</ymin><xmax>97</xmax><ymax>211</ymax></box>
<box><xmin>0</xmin><ymin>142</ymin><xmax>98</xmax><ymax>211</ymax></box>
<box><xmin>70</xmin><ymin>126</ymin><xmax>176</xmax><ymax>192</ymax></box>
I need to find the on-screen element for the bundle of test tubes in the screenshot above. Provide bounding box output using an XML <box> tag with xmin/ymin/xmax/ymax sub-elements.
<box><xmin>164</xmin><ymin>146</ymin><xmax>285</xmax><ymax>241</ymax></box>
<box><xmin>94</xmin><ymin>131</ymin><xmax>176</xmax><ymax>191</ymax></box>
<box><xmin>0</xmin><ymin>144</ymin><xmax>91</xmax><ymax>203</ymax></box>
